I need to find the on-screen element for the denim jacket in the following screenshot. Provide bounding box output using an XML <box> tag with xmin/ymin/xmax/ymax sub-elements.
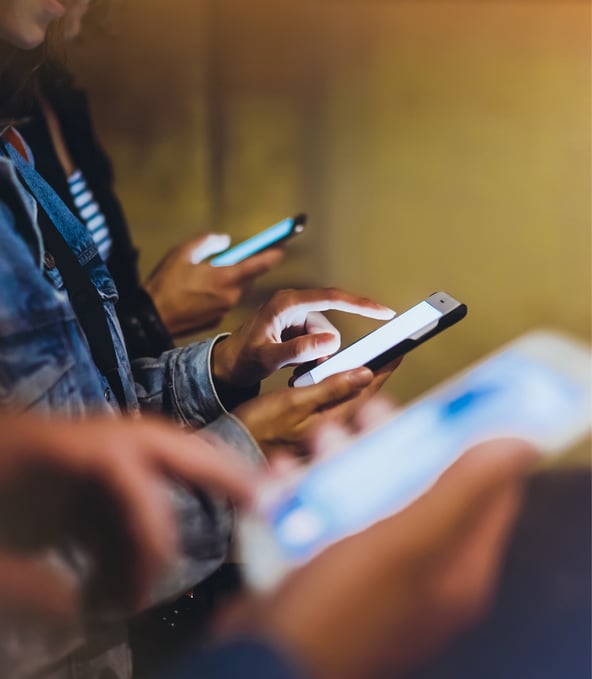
<box><xmin>0</xmin><ymin>142</ymin><xmax>263</xmax><ymax>679</ymax></box>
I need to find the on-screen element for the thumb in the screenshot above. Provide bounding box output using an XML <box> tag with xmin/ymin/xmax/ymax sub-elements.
<box><xmin>268</xmin><ymin>332</ymin><xmax>341</xmax><ymax>370</ymax></box>
<box><xmin>187</xmin><ymin>233</ymin><xmax>232</xmax><ymax>264</ymax></box>
<box><xmin>290</xmin><ymin>368</ymin><xmax>374</xmax><ymax>414</ymax></box>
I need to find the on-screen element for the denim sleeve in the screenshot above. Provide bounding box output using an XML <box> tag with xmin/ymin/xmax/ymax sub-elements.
<box><xmin>132</xmin><ymin>334</ymin><xmax>266</xmax><ymax>602</ymax></box>
<box><xmin>131</xmin><ymin>333</ymin><xmax>265</xmax><ymax>466</ymax></box>
<box><xmin>132</xmin><ymin>334</ymin><xmax>259</xmax><ymax>425</ymax></box>
<box><xmin>131</xmin><ymin>336</ymin><xmax>225</xmax><ymax>425</ymax></box>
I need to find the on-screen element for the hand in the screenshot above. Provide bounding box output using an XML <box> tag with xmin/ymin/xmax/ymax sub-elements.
<box><xmin>233</xmin><ymin>368</ymin><xmax>376</xmax><ymax>456</ymax></box>
<box><xmin>234</xmin><ymin>361</ymin><xmax>401</xmax><ymax>457</ymax></box>
<box><xmin>217</xmin><ymin>427</ymin><xmax>538</xmax><ymax>679</ymax></box>
<box><xmin>0</xmin><ymin>414</ymin><xmax>262</xmax><ymax>619</ymax></box>
<box><xmin>299</xmin><ymin>356</ymin><xmax>403</xmax><ymax>436</ymax></box>
<box><xmin>212</xmin><ymin>288</ymin><xmax>395</xmax><ymax>389</ymax></box>
<box><xmin>0</xmin><ymin>552</ymin><xmax>81</xmax><ymax>623</ymax></box>
<box><xmin>145</xmin><ymin>233</ymin><xmax>284</xmax><ymax>336</ymax></box>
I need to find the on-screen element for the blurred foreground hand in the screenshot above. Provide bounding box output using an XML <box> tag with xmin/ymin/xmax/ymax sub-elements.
<box><xmin>0</xmin><ymin>414</ymin><xmax>262</xmax><ymax>621</ymax></box>
<box><xmin>217</xmin><ymin>399</ymin><xmax>539</xmax><ymax>679</ymax></box>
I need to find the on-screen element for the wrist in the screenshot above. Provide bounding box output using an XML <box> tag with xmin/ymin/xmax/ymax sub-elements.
<box><xmin>232</xmin><ymin>401</ymin><xmax>268</xmax><ymax>454</ymax></box>
<box><xmin>211</xmin><ymin>334</ymin><xmax>239</xmax><ymax>390</ymax></box>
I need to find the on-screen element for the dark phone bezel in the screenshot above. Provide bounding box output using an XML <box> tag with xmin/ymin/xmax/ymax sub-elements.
<box><xmin>270</xmin><ymin>213</ymin><xmax>307</xmax><ymax>248</ymax></box>
<box><xmin>365</xmin><ymin>302</ymin><xmax>468</xmax><ymax>372</ymax></box>
<box><xmin>294</xmin><ymin>294</ymin><xmax>467</xmax><ymax>386</ymax></box>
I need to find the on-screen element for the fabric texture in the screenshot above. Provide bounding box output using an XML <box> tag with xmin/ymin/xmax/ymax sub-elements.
<box><xmin>67</xmin><ymin>168</ymin><xmax>112</xmax><ymax>261</ymax></box>
<box><xmin>0</xmin><ymin>140</ymin><xmax>263</xmax><ymax>679</ymax></box>
<box><xmin>18</xmin><ymin>69</ymin><xmax>173</xmax><ymax>359</ymax></box>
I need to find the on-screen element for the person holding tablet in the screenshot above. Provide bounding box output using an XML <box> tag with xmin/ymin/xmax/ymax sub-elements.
<box><xmin>0</xmin><ymin>406</ymin><xmax>541</xmax><ymax>679</ymax></box>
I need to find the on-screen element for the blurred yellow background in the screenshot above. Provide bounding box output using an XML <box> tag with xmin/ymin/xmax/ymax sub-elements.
<box><xmin>70</xmin><ymin>0</ymin><xmax>590</xmax><ymax>403</ymax></box>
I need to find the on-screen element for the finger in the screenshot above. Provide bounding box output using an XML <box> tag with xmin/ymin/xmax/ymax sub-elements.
<box><xmin>188</xmin><ymin>233</ymin><xmax>232</xmax><ymax>264</ymax></box>
<box><xmin>362</xmin><ymin>368</ymin><xmax>394</xmax><ymax>396</ymax></box>
<box><xmin>228</xmin><ymin>247</ymin><xmax>285</xmax><ymax>283</ymax></box>
<box><xmin>268</xmin><ymin>450</ymin><xmax>305</xmax><ymax>476</ymax></box>
<box><xmin>271</xmin><ymin>289</ymin><xmax>395</xmax><ymax>322</ymax></box>
<box><xmin>437</xmin><ymin>481</ymin><xmax>523</xmax><ymax>616</ymax></box>
<box><xmin>141</xmin><ymin>424</ymin><xmax>262</xmax><ymax>506</ymax></box>
<box><xmin>393</xmin><ymin>438</ymin><xmax>539</xmax><ymax>557</ymax></box>
<box><xmin>288</xmin><ymin>369</ymin><xmax>374</xmax><ymax>415</ymax></box>
<box><xmin>281</xmin><ymin>311</ymin><xmax>341</xmax><ymax>345</ymax></box>
<box><xmin>305</xmin><ymin>311</ymin><xmax>341</xmax><ymax>344</ymax></box>
<box><xmin>308</xmin><ymin>421</ymin><xmax>354</xmax><ymax>460</ymax></box>
<box><xmin>349</xmin><ymin>396</ymin><xmax>399</xmax><ymax>433</ymax></box>
<box><xmin>267</xmin><ymin>331</ymin><xmax>342</xmax><ymax>368</ymax></box>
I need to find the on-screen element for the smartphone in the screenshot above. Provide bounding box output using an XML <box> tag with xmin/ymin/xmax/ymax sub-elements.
<box><xmin>240</xmin><ymin>331</ymin><xmax>592</xmax><ymax>590</ymax></box>
<box><xmin>293</xmin><ymin>291</ymin><xmax>467</xmax><ymax>387</ymax></box>
<box><xmin>210</xmin><ymin>214</ymin><xmax>307</xmax><ymax>267</ymax></box>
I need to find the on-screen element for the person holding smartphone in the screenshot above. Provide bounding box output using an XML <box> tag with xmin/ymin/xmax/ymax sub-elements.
<box><xmin>0</xmin><ymin>4</ymin><xmax>403</xmax><ymax>676</ymax></box>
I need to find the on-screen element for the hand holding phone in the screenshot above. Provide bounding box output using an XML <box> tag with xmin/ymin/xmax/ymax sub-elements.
<box><xmin>293</xmin><ymin>292</ymin><xmax>467</xmax><ymax>386</ymax></box>
<box><xmin>210</xmin><ymin>214</ymin><xmax>307</xmax><ymax>267</ymax></box>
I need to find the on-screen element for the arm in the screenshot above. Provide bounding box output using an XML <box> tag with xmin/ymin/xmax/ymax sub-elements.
<box><xmin>0</xmin><ymin>414</ymin><xmax>259</xmax><ymax>618</ymax></box>
<box><xmin>206</xmin><ymin>438</ymin><xmax>537</xmax><ymax>679</ymax></box>
<box><xmin>0</xmin><ymin>413</ymin><xmax>262</xmax><ymax>678</ymax></box>
<box><xmin>131</xmin><ymin>288</ymin><xmax>396</xmax><ymax>455</ymax></box>
<box><xmin>0</xmin><ymin>179</ymin><xmax>252</xmax><ymax>606</ymax></box>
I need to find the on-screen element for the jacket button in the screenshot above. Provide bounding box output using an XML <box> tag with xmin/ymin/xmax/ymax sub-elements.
<box><xmin>104</xmin><ymin>387</ymin><xmax>112</xmax><ymax>402</ymax></box>
<box><xmin>43</xmin><ymin>252</ymin><xmax>56</xmax><ymax>269</ymax></box>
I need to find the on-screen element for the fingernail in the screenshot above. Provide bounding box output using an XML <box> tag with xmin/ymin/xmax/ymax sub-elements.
<box><xmin>348</xmin><ymin>367</ymin><xmax>374</xmax><ymax>388</ymax></box>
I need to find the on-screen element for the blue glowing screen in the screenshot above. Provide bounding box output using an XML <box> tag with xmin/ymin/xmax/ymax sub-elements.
<box><xmin>210</xmin><ymin>217</ymin><xmax>295</xmax><ymax>267</ymax></box>
<box><xmin>270</xmin><ymin>349</ymin><xmax>588</xmax><ymax>561</ymax></box>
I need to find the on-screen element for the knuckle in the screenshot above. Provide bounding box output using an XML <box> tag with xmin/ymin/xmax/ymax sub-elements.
<box><xmin>270</xmin><ymin>289</ymin><xmax>294</xmax><ymax>312</ymax></box>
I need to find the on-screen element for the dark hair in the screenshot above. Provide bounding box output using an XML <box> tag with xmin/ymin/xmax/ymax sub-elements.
<box><xmin>0</xmin><ymin>21</ymin><xmax>66</xmax><ymax>127</ymax></box>
<box><xmin>0</xmin><ymin>1</ymin><xmax>119</xmax><ymax>127</ymax></box>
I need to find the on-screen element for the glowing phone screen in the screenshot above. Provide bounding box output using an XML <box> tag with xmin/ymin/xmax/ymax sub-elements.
<box><xmin>295</xmin><ymin>301</ymin><xmax>443</xmax><ymax>386</ymax></box>
<box><xmin>211</xmin><ymin>218</ymin><xmax>295</xmax><ymax>267</ymax></box>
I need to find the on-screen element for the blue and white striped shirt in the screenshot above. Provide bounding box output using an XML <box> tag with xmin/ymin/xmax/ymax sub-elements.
<box><xmin>67</xmin><ymin>169</ymin><xmax>112</xmax><ymax>261</ymax></box>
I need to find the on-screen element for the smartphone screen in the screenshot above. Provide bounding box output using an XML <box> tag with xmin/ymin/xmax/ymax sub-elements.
<box><xmin>210</xmin><ymin>215</ymin><xmax>305</xmax><ymax>267</ymax></box>
<box><xmin>263</xmin><ymin>334</ymin><xmax>591</xmax><ymax>563</ymax></box>
<box><xmin>294</xmin><ymin>293</ymin><xmax>465</xmax><ymax>387</ymax></box>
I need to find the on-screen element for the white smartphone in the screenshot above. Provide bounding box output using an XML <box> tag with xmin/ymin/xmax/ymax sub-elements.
<box><xmin>210</xmin><ymin>214</ymin><xmax>307</xmax><ymax>267</ymax></box>
<box><xmin>293</xmin><ymin>292</ymin><xmax>467</xmax><ymax>387</ymax></box>
<box><xmin>240</xmin><ymin>331</ymin><xmax>592</xmax><ymax>590</ymax></box>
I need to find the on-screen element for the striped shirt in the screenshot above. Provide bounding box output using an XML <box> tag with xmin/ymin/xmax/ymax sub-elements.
<box><xmin>67</xmin><ymin>169</ymin><xmax>112</xmax><ymax>261</ymax></box>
